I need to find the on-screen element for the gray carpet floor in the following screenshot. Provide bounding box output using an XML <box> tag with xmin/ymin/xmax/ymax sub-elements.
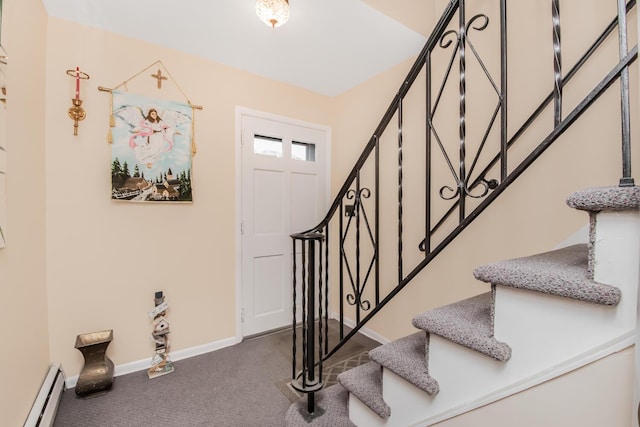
<box><xmin>54</xmin><ymin>323</ymin><xmax>379</xmax><ymax>427</ymax></box>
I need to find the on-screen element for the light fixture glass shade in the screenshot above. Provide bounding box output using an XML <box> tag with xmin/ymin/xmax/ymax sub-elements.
<box><xmin>256</xmin><ymin>0</ymin><xmax>290</xmax><ymax>28</ymax></box>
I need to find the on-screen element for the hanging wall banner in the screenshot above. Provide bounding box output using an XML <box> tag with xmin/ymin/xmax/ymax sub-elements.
<box><xmin>111</xmin><ymin>90</ymin><xmax>193</xmax><ymax>202</ymax></box>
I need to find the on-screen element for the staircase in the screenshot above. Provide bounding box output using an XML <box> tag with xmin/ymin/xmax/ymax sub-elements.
<box><xmin>286</xmin><ymin>186</ymin><xmax>639</xmax><ymax>425</ymax></box>
<box><xmin>285</xmin><ymin>0</ymin><xmax>639</xmax><ymax>425</ymax></box>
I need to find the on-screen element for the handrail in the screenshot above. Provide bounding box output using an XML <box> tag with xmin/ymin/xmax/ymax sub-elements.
<box><xmin>290</xmin><ymin>0</ymin><xmax>636</xmax><ymax>415</ymax></box>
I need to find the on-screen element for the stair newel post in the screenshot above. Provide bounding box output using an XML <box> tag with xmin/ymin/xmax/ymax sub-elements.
<box><xmin>616</xmin><ymin>0</ymin><xmax>634</xmax><ymax>187</ymax></box>
<box><xmin>291</xmin><ymin>238</ymin><xmax>297</xmax><ymax>382</ymax></box>
<box><xmin>324</xmin><ymin>225</ymin><xmax>329</xmax><ymax>355</ymax></box>
<box><xmin>300</xmin><ymin>237</ymin><xmax>307</xmax><ymax>389</ymax></box>
<box><xmin>290</xmin><ymin>231</ymin><xmax>325</xmax><ymax>416</ymax></box>
<box><xmin>306</xmin><ymin>239</ymin><xmax>316</xmax><ymax>413</ymax></box>
<box><xmin>317</xmin><ymin>234</ymin><xmax>324</xmax><ymax>390</ymax></box>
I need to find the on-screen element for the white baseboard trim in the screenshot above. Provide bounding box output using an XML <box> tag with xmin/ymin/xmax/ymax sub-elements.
<box><xmin>330</xmin><ymin>312</ymin><xmax>390</xmax><ymax>345</ymax></box>
<box><xmin>64</xmin><ymin>313</ymin><xmax>384</xmax><ymax>389</ymax></box>
<box><xmin>65</xmin><ymin>335</ymin><xmax>241</xmax><ymax>389</ymax></box>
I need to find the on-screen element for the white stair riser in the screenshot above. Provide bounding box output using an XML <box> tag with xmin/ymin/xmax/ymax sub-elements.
<box><xmin>495</xmin><ymin>286</ymin><xmax>632</xmax><ymax>369</ymax></box>
<box><xmin>421</xmin><ymin>335</ymin><xmax>508</xmax><ymax>425</ymax></box>
<box><xmin>348</xmin><ymin>393</ymin><xmax>387</xmax><ymax>427</ymax></box>
<box><xmin>592</xmin><ymin>211</ymin><xmax>640</xmax><ymax>289</ymax></box>
<box><xmin>596</xmin><ymin>211</ymin><xmax>640</xmax><ymax>422</ymax></box>
<box><xmin>382</xmin><ymin>368</ymin><xmax>434</xmax><ymax>426</ymax></box>
<box><xmin>347</xmin><ymin>211</ymin><xmax>640</xmax><ymax>426</ymax></box>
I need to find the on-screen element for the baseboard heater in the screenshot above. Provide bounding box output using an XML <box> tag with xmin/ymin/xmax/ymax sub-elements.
<box><xmin>24</xmin><ymin>363</ymin><xmax>65</xmax><ymax>427</ymax></box>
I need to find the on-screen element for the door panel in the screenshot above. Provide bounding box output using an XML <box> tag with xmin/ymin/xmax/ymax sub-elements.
<box><xmin>241</xmin><ymin>112</ymin><xmax>328</xmax><ymax>336</ymax></box>
<box><xmin>291</xmin><ymin>172</ymin><xmax>318</xmax><ymax>232</ymax></box>
<box><xmin>253</xmin><ymin>255</ymin><xmax>285</xmax><ymax>316</ymax></box>
<box><xmin>254</xmin><ymin>169</ymin><xmax>284</xmax><ymax>234</ymax></box>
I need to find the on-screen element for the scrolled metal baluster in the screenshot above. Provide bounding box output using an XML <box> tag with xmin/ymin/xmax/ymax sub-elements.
<box><xmin>552</xmin><ymin>0</ymin><xmax>562</xmax><ymax>126</ymax></box>
<box><xmin>344</xmin><ymin>185</ymin><xmax>361</xmax><ymax>311</ymax></box>
<box><xmin>465</xmin><ymin>14</ymin><xmax>499</xmax><ymax>95</ymax></box>
<box><xmin>466</xmin><ymin>14</ymin><xmax>489</xmax><ymax>33</ymax></box>
<box><xmin>439</xmin><ymin>29</ymin><xmax>460</xmax><ymax>49</ymax></box>
<box><xmin>439</xmin><ymin>184</ymin><xmax>461</xmax><ymax>200</ymax></box>
<box><xmin>459</xmin><ymin>0</ymin><xmax>467</xmax><ymax>222</ymax></box>
<box><xmin>430</xmin><ymin>28</ymin><xmax>463</xmax><ymax>195</ymax></box>
<box><xmin>343</xmin><ymin>186</ymin><xmax>374</xmax><ymax>314</ymax></box>
<box><xmin>346</xmin><ymin>293</ymin><xmax>357</xmax><ymax>305</ymax></box>
<box><xmin>398</xmin><ymin>99</ymin><xmax>404</xmax><ymax>283</ymax></box>
<box><xmin>346</xmin><ymin>181</ymin><xmax>373</xmax><ymax>315</ymax></box>
<box><xmin>617</xmin><ymin>0</ymin><xmax>634</xmax><ymax>186</ymax></box>
<box><xmin>465</xmin><ymin>178</ymin><xmax>499</xmax><ymax>199</ymax></box>
<box><xmin>441</xmin><ymin>177</ymin><xmax>497</xmax><ymax>201</ymax></box>
<box><xmin>345</xmin><ymin>292</ymin><xmax>371</xmax><ymax>311</ymax></box>
<box><xmin>355</xmin><ymin>172</ymin><xmax>361</xmax><ymax>324</ymax></box>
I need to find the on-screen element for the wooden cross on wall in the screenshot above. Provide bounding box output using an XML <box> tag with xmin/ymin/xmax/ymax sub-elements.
<box><xmin>151</xmin><ymin>69</ymin><xmax>168</xmax><ymax>89</ymax></box>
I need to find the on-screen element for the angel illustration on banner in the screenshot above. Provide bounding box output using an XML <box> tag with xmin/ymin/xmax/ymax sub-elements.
<box><xmin>114</xmin><ymin>104</ymin><xmax>190</xmax><ymax>169</ymax></box>
<box><xmin>110</xmin><ymin>90</ymin><xmax>193</xmax><ymax>202</ymax></box>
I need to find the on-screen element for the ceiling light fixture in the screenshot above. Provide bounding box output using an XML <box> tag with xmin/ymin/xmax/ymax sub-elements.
<box><xmin>256</xmin><ymin>0</ymin><xmax>290</xmax><ymax>28</ymax></box>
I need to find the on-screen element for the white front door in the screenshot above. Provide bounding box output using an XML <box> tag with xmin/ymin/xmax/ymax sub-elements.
<box><xmin>240</xmin><ymin>110</ymin><xmax>329</xmax><ymax>337</ymax></box>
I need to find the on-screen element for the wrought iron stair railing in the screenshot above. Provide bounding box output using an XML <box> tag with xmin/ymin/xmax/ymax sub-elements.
<box><xmin>290</xmin><ymin>0</ymin><xmax>637</xmax><ymax>415</ymax></box>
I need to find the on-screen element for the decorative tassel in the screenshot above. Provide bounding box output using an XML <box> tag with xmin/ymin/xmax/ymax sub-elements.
<box><xmin>108</xmin><ymin>93</ymin><xmax>114</xmax><ymax>143</ymax></box>
<box><xmin>191</xmin><ymin>105</ymin><xmax>197</xmax><ymax>155</ymax></box>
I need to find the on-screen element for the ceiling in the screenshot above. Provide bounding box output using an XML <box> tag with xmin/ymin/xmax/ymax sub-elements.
<box><xmin>40</xmin><ymin>0</ymin><xmax>428</xmax><ymax>97</ymax></box>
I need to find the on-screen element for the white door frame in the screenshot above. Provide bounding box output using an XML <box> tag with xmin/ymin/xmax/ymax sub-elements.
<box><xmin>235</xmin><ymin>106</ymin><xmax>331</xmax><ymax>340</ymax></box>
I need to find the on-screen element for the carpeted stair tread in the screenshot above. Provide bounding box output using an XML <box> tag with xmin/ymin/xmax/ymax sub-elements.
<box><xmin>412</xmin><ymin>292</ymin><xmax>512</xmax><ymax>361</ymax></box>
<box><xmin>566</xmin><ymin>186</ymin><xmax>640</xmax><ymax>212</ymax></box>
<box><xmin>337</xmin><ymin>361</ymin><xmax>390</xmax><ymax>419</ymax></box>
<box><xmin>473</xmin><ymin>244</ymin><xmax>620</xmax><ymax>305</ymax></box>
<box><xmin>368</xmin><ymin>332</ymin><xmax>439</xmax><ymax>395</ymax></box>
<box><xmin>285</xmin><ymin>384</ymin><xmax>355</xmax><ymax>427</ymax></box>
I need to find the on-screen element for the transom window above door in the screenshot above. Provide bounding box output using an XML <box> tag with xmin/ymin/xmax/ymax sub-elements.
<box><xmin>253</xmin><ymin>134</ymin><xmax>316</xmax><ymax>163</ymax></box>
<box><xmin>253</xmin><ymin>135</ymin><xmax>282</xmax><ymax>158</ymax></box>
<box><xmin>292</xmin><ymin>141</ymin><xmax>316</xmax><ymax>162</ymax></box>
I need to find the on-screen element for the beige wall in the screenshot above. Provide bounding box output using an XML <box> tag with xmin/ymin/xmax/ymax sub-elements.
<box><xmin>0</xmin><ymin>0</ymin><xmax>637</xmax><ymax>425</ymax></box>
<box><xmin>43</xmin><ymin>18</ymin><xmax>333</xmax><ymax>380</ymax></box>
<box><xmin>0</xmin><ymin>0</ymin><xmax>50</xmax><ymax>425</ymax></box>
